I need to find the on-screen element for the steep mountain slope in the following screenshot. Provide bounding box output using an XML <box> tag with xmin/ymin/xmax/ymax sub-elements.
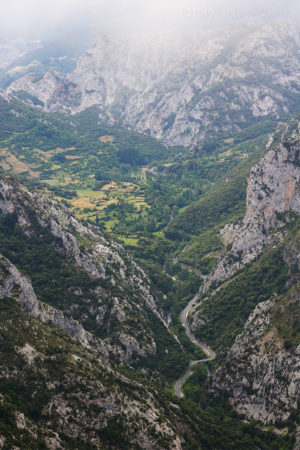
<box><xmin>188</xmin><ymin>119</ymin><xmax>300</xmax><ymax>425</ymax></box>
<box><xmin>0</xmin><ymin>179</ymin><xmax>291</xmax><ymax>449</ymax></box>
<box><xmin>7</xmin><ymin>22</ymin><xmax>300</xmax><ymax>146</ymax></box>
<box><xmin>0</xmin><ymin>92</ymin><xmax>173</xmax><ymax>184</ymax></box>
<box><xmin>0</xmin><ymin>27</ymin><xmax>100</xmax><ymax>90</ymax></box>
<box><xmin>0</xmin><ymin>287</ymin><xmax>184</xmax><ymax>449</ymax></box>
<box><xmin>0</xmin><ymin>176</ymin><xmax>186</xmax><ymax>378</ymax></box>
<box><xmin>205</xmin><ymin>117</ymin><xmax>300</xmax><ymax>288</ymax></box>
<box><xmin>212</xmin><ymin>281</ymin><xmax>300</xmax><ymax>424</ymax></box>
<box><xmin>1</xmin><ymin>288</ymin><xmax>291</xmax><ymax>449</ymax></box>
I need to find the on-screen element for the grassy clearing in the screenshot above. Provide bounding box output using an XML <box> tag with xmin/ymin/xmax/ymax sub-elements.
<box><xmin>0</xmin><ymin>149</ymin><xmax>40</xmax><ymax>177</ymax></box>
<box><xmin>102</xmin><ymin>219</ymin><xmax>117</xmax><ymax>231</ymax></box>
<box><xmin>71</xmin><ymin>198</ymin><xmax>96</xmax><ymax>209</ymax></box>
<box><xmin>99</xmin><ymin>135</ymin><xmax>115</xmax><ymax>143</ymax></box>
<box><xmin>0</xmin><ymin>161</ymin><xmax>11</xmax><ymax>171</ymax></box>
<box><xmin>76</xmin><ymin>188</ymin><xmax>106</xmax><ymax>199</ymax></box>
<box><xmin>119</xmin><ymin>236</ymin><xmax>139</xmax><ymax>246</ymax></box>
<box><xmin>68</xmin><ymin>181</ymin><xmax>150</xmax><ymax>236</ymax></box>
<box><xmin>65</xmin><ymin>154</ymin><xmax>83</xmax><ymax>160</ymax></box>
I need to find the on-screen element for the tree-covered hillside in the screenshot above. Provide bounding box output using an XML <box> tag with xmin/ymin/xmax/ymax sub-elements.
<box><xmin>0</xmin><ymin>92</ymin><xmax>298</xmax><ymax>448</ymax></box>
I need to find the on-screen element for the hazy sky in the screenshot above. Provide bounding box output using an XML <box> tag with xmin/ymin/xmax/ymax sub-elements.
<box><xmin>1</xmin><ymin>0</ymin><xmax>299</xmax><ymax>40</ymax></box>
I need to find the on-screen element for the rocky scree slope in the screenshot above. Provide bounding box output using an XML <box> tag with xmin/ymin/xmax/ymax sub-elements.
<box><xmin>189</xmin><ymin>121</ymin><xmax>300</xmax><ymax>425</ymax></box>
<box><xmin>0</xmin><ymin>176</ymin><xmax>181</xmax><ymax>368</ymax></box>
<box><xmin>6</xmin><ymin>22</ymin><xmax>300</xmax><ymax>146</ymax></box>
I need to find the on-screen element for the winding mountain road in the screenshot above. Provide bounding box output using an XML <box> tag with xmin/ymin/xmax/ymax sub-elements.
<box><xmin>174</xmin><ymin>294</ymin><xmax>216</xmax><ymax>398</ymax></box>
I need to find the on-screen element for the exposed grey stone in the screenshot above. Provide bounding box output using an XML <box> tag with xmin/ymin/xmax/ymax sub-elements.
<box><xmin>203</xmin><ymin>120</ymin><xmax>300</xmax><ymax>290</ymax></box>
<box><xmin>212</xmin><ymin>297</ymin><xmax>300</xmax><ymax>423</ymax></box>
<box><xmin>0</xmin><ymin>177</ymin><xmax>176</xmax><ymax>364</ymax></box>
<box><xmin>7</xmin><ymin>23</ymin><xmax>300</xmax><ymax>146</ymax></box>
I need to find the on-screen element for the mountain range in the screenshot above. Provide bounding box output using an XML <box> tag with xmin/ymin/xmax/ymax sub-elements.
<box><xmin>0</xmin><ymin>19</ymin><xmax>299</xmax><ymax>450</ymax></box>
<box><xmin>4</xmin><ymin>22</ymin><xmax>300</xmax><ymax>146</ymax></box>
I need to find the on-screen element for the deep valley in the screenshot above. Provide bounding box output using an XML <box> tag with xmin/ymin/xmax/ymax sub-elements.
<box><xmin>0</xmin><ymin>16</ymin><xmax>299</xmax><ymax>450</ymax></box>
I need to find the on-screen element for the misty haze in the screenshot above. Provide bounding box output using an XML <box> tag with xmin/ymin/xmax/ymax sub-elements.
<box><xmin>0</xmin><ymin>1</ymin><xmax>299</xmax><ymax>449</ymax></box>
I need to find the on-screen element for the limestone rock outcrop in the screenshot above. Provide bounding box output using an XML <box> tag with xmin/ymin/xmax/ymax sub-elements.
<box><xmin>212</xmin><ymin>290</ymin><xmax>300</xmax><ymax>423</ymax></box>
<box><xmin>205</xmin><ymin>119</ymin><xmax>300</xmax><ymax>289</ymax></box>
<box><xmin>0</xmin><ymin>176</ymin><xmax>174</xmax><ymax>364</ymax></box>
<box><xmin>7</xmin><ymin>22</ymin><xmax>300</xmax><ymax>146</ymax></box>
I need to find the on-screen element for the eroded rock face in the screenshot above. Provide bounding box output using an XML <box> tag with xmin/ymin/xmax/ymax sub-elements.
<box><xmin>205</xmin><ymin>120</ymin><xmax>300</xmax><ymax>289</ymax></box>
<box><xmin>189</xmin><ymin>120</ymin><xmax>300</xmax><ymax>425</ymax></box>
<box><xmin>0</xmin><ymin>253</ymin><xmax>110</xmax><ymax>356</ymax></box>
<box><xmin>7</xmin><ymin>22</ymin><xmax>300</xmax><ymax>146</ymax></box>
<box><xmin>0</xmin><ymin>177</ymin><xmax>172</xmax><ymax>364</ymax></box>
<box><xmin>0</xmin><ymin>295</ymin><xmax>185</xmax><ymax>449</ymax></box>
<box><xmin>211</xmin><ymin>293</ymin><xmax>300</xmax><ymax>423</ymax></box>
<box><xmin>219</xmin><ymin>223</ymin><xmax>241</xmax><ymax>247</ymax></box>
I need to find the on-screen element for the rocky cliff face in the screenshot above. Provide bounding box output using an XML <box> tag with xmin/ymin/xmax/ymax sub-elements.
<box><xmin>212</xmin><ymin>285</ymin><xmax>300</xmax><ymax>424</ymax></box>
<box><xmin>204</xmin><ymin>118</ymin><xmax>300</xmax><ymax>290</ymax></box>
<box><xmin>0</xmin><ymin>176</ymin><xmax>178</xmax><ymax>366</ymax></box>
<box><xmin>0</xmin><ymin>291</ymin><xmax>187</xmax><ymax>449</ymax></box>
<box><xmin>0</xmin><ymin>253</ymin><xmax>109</xmax><ymax>356</ymax></box>
<box><xmin>1</xmin><ymin>182</ymin><xmax>262</xmax><ymax>448</ymax></box>
<box><xmin>7</xmin><ymin>22</ymin><xmax>300</xmax><ymax>146</ymax></box>
<box><xmin>188</xmin><ymin>122</ymin><xmax>300</xmax><ymax>431</ymax></box>
<box><xmin>187</xmin><ymin>119</ymin><xmax>300</xmax><ymax>426</ymax></box>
